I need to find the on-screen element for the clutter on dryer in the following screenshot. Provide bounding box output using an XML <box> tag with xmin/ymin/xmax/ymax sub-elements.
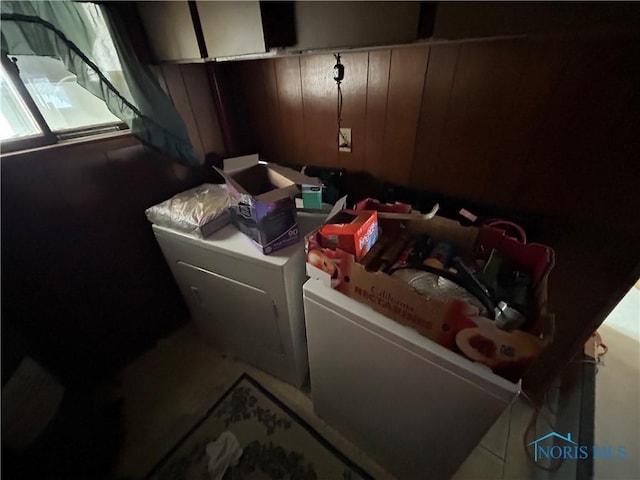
<box><xmin>305</xmin><ymin>202</ymin><xmax>555</xmax><ymax>382</ymax></box>
<box><xmin>145</xmin><ymin>183</ymin><xmax>231</xmax><ymax>237</ymax></box>
<box><xmin>215</xmin><ymin>155</ymin><xmax>321</xmax><ymax>254</ymax></box>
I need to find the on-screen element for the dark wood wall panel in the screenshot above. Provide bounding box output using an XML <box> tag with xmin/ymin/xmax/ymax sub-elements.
<box><xmin>231</xmin><ymin>33</ymin><xmax>639</xmax><ymax>221</ymax></box>
<box><xmin>226</xmin><ymin>31</ymin><xmax>640</xmax><ymax>394</ymax></box>
<box><xmin>161</xmin><ymin>64</ymin><xmax>206</xmax><ymax>162</ymax></box>
<box><xmin>338</xmin><ymin>52</ymin><xmax>369</xmax><ymax>171</ymax></box>
<box><xmin>411</xmin><ymin>44</ymin><xmax>460</xmax><ymax>192</ymax></box>
<box><xmin>432</xmin><ymin>41</ymin><xmax>526</xmax><ymax>201</ymax></box>
<box><xmin>1</xmin><ymin>136</ymin><xmax>219</xmax><ymax>384</ymax></box>
<box><xmin>380</xmin><ymin>46</ymin><xmax>430</xmax><ymax>185</ymax></box>
<box><xmin>486</xmin><ymin>40</ymin><xmax>565</xmax><ymax>208</ymax></box>
<box><xmin>300</xmin><ymin>54</ymin><xmax>337</xmax><ymax>168</ymax></box>
<box><xmin>275</xmin><ymin>57</ymin><xmax>306</xmax><ymax>165</ymax></box>
<box><xmin>262</xmin><ymin>60</ymin><xmax>286</xmax><ymax>163</ymax></box>
<box><xmin>514</xmin><ymin>36</ymin><xmax>640</xmax><ymax>223</ymax></box>
<box><xmin>157</xmin><ymin>63</ymin><xmax>226</xmax><ymax>163</ymax></box>
<box><xmin>242</xmin><ymin>60</ymin><xmax>288</xmax><ymax>163</ymax></box>
<box><xmin>237</xmin><ymin>60</ymin><xmax>278</xmax><ymax>161</ymax></box>
<box><xmin>363</xmin><ymin>50</ymin><xmax>391</xmax><ymax>179</ymax></box>
<box><xmin>179</xmin><ymin>64</ymin><xmax>226</xmax><ymax>158</ymax></box>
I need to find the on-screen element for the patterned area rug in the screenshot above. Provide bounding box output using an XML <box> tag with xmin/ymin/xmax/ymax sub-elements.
<box><xmin>146</xmin><ymin>374</ymin><xmax>371</xmax><ymax>480</ymax></box>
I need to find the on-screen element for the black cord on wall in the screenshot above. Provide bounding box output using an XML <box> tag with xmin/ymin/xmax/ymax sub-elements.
<box><xmin>333</xmin><ymin>53</ymin><xmax>347</xmax><ymax>148</ymax></box>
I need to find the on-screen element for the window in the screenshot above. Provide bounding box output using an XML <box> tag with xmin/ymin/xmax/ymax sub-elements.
<box><xmin>0</xmin><ymin>63</ymin><xmax>43</xmax><ymax>141</ymax></box>
<box><xmin>1</xmin><ymin>5</ymin><xmax>128</xmax><ymax>153</ymax></box>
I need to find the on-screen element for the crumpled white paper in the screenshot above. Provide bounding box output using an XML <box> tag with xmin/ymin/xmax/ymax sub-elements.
<box><xmin>206</xmin><ymin>431</ymin><xmax>243</xmax><ymax>480</ymax></box>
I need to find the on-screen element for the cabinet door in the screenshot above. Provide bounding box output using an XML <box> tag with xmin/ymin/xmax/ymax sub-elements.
<box><xmin>196</xmin><ymin>1</ymin><xmax>266</xmax><ymax>59</ymax></box>
<box><xmin>293</xmin><ymin>2</ymin><xmax>420</xmax><ymax>51</ymax></box>
<box><xmin>137</xmin><ymin>1</ymin><xmax>201</xmax><ymax>62</ymax></box>
<box><xmin>174</xmin><ymin>261</ymin><xmax>283</xmax><ymax>355</ymax></box>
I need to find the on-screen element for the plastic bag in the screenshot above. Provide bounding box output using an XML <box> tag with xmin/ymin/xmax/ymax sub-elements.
<box><xmin>206</xmin><ymin>431</ymin><xmax>243</xmax><ymax>480</ymax></box>
<box><xmin>145</xmin><ymin>184</ymin><xmax>231</xmax><ymax>237</ymax></box>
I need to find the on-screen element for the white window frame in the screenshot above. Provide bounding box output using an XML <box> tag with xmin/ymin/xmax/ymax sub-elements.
<box><xmin>1</xmin><ymin>53</ymin><xmax>128</xmax><ymax>154</ymax></box>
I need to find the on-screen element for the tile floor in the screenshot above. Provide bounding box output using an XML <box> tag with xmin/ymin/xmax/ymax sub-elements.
<box><xmin>113</xmin><ymin>322</ymin><xmax>550</xmax><ymax>480</ymax></box>
<box><xmin>113</xmin><ymin>285</ymin><xmax>639</xmax><ymax>480</ymax></box>
<box><xmin>594</xmin><ymin>285</ymin><xmax>640</xmax><ymax>480</ymax></box>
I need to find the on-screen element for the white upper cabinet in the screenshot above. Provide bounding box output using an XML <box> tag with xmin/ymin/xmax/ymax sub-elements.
<box><xmin>292</xmin><ymin>1</ymin><xmax>420</xmax><ymax>52</ymax></box>
<box><xmin>136</xmin><ymin>1</ymin><xmax>426</xmax><ymax>63</ymax></box>
<box><xmin>137</xmin><ymin>1</ymin><xmax>201</xmax><ymax>62</ymax></box>
<box><xmin>196</xmin><ymin>1</ymin><xmax>266</xmax><ymax>59</ymax></box>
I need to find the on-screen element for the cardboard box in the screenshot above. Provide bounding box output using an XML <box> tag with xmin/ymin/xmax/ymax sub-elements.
<box><xmin>317</xmin><ymin>210</ymin><xmax>378</xmax><ymax>261</ymax></box>
<box><xmin>215</xmin><ymin>155</ymin><xmax>320</xmax><ymax>254</ymax></box>
<box><xmin>305</xmin><ymin>212</ymin><xmax>555</xmax><ymax>382</ymax></box>
<box><xmin>354</xmin><ymin>197</ymin><xmax>415</xmax><ymax>236</ymax></box>
<box><xmin>354</xmin><ymin>198</ymin><xmax>412</xmax><ymax>213</ymax></box>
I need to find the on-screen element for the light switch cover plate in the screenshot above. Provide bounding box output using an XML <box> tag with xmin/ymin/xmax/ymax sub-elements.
<box><xmin>339</xmin><ymin>128</ymin><xmax>351</xmax><ymax>152</ymax></box>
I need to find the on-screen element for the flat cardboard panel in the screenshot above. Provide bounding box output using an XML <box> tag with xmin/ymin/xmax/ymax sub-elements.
<box><xmin>231</xmin><ymin>165</ymin><xmax>272</xmax><ymax>195</ymax></box>
<box><xmin>223</xmin><ymin>154</ymin><xmax>259</xmax><ymax>173</ymax></box>
<box><xmin>257</xmin><ymin>184</ymin><xmax>300</xmax><ymax>203</ymax></box>
<box><xmin>268</xmin><ymin>163</ymin><xmax>321</xmax><ymax>187</ymax></box>
<box><xmin>405</xmin><ymin>215</ymin><xmax>479</xmax><ymax>260</ymax></box>
<box><xmin>266</xmin><ymin>168</ymin><xmax>295</xmax><ymax>189</ymax></box>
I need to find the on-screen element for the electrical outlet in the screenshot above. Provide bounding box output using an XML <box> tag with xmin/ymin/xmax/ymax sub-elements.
<box><xmin>339</xmin><ymin>128</ymin><xmax>351</xmax><ymax>152</ymax></box>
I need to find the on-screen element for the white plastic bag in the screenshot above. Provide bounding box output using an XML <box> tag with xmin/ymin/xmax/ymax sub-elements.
<box><xmin>205</xmin><ymin>431</ymin><xmax>243</xmax><ymax>480</ymax></box>
<box><xmin>145</xmin><ymin>184</ymin><xmax>231</xmax><ymax>237</ymax></box>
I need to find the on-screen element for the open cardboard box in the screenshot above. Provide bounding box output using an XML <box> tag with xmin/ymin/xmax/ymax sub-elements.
<box><xmin>316</xmin><ymin>210</ymin><xmax>379</xmax><ymax>261</ymax></box>
<box><xmin>305</xmin><ymin>206</ymin><xmax>555</xmax><ymax>382</ymax></box>
<box><xmin>215</xmin><ymin>155</ymin><xmax>321</xmax><ymax>254</ymax></box>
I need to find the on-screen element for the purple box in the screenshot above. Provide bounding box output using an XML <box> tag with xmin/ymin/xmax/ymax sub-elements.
<box><xmin>215</xmin><ymin>155</ymin><xmax>320</xmax><ymax>254</ymax></box>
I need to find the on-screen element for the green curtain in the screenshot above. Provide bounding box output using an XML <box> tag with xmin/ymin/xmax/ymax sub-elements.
<box><xmin>1</xmin><ymin>0</ymin><xmax>198</xmax><ymax>165</ymax></box>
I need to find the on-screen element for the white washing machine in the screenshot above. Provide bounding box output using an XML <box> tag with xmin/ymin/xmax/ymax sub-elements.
<box><xmin>153</xmin><ymin>212</ymin><xmax>324</xmax><ymax>386</ymax></box>
<box><xmin>303</xmin><ymin>277</ymin><xmax>520</xmax><ymax>479</ymax></box>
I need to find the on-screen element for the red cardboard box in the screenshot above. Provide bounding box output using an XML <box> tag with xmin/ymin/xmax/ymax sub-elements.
<box><xmin>317</xmin><ymin>210</ymin><xmax>378</xmax><ymax>261</ymax></box>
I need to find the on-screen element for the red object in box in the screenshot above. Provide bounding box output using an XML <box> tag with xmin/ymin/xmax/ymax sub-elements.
<box><xmin>318</xmin><ymin>210</ymin><xmax>378</xmax><ymax>261</ymax></box>
<box><xmin>306</xmin><ymin>214</ymin><xmax>555</xmax><ymax>382</ymax></box>
<box><xmin>354</xmin><ymin>198</ymin><xmax>412</xmax><ymax>235</ymax></box>
<box><xmin>354</xmin><ymin>198</ymin><xmax>412</xmax><ymax>213</ymax></box>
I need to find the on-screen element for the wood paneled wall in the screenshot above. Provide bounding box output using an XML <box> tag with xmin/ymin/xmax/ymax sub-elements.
<box><xmin>228</xmin><ymin>31</ymin><xmax>640</xmax><ymax>393</ymax></box>
<box><xmin>1</xmin><ymin>62</ymin><xmax>224</xmax><ymax>385</ymax></box>
<box><xmin>230</xmin><ymin>32</ymin><xmax>640</xmax><ymax>223</ymax></box>
<box><xmin>1</xmin><ymin>135</ymin><xmax>217</xmax><ymax>384</ymax></box>
<box><xmin>153</xmin><ymin>63</ymin><xmax>226</xmax><ymax>162</ymax></box>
